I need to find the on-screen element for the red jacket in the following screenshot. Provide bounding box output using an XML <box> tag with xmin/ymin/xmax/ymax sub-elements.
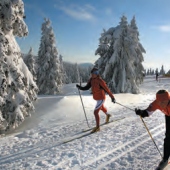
<box><xmin>80</xmin><ymin>76</ymin><xmax>114</xmax><ymax>100</ymax></box>
<box><xmin>147</xmin><ymin>91</ymin><xmax>170</xmax><ymax>116</ymax></box>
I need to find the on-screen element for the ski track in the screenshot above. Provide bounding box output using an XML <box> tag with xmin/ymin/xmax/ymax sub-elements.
<box><xmin>0</xmin><ymin>113</ymin><xmax>165</xmax><ymax>170</ymax></box>
<box><xmin>0</xmin><ymin>115</ymin><xmax>126</xmax><ymax>166</ymax></box>
<box><xmin>82</xmin><ymin>129</ymin><xmax>164</xmax><ymax>170</ymax></box>
<box><xmin>82</xmin><ymin>124</ymin><xmax>164</xmax><ymax>167</ymax></box>
<box><xmin>0</xmin><ymin>78</ymin><xmax>169</xmax><ymax>169</ymax></box>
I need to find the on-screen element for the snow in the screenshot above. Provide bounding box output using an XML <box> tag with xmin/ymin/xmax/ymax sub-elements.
<box><xmin>0</xmin><ymin>76</ymin><xmax>170</xmax><ymax>170</ymax></box>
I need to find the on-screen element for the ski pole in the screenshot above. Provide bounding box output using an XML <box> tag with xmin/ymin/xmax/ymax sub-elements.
<box><xmin>116</xmin><ymin>102</ymin><xmax>134</xmax><ymax>112</ymax></box>
<box><xmin>77</xmin><ymin>87</ymin><xmax>90</xmax><ymax>128</ymax></box>
<box><xmin>139</xmin><ymin>115</ymin><xmax>163</xmax><ymax>158</ymax></box>
<box><xmin>116</xmin><ymin>101</ymin><xmax>163</xmax><ymax>159</ymax></box>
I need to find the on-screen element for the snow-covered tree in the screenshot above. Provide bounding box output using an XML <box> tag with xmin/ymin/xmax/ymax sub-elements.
<box><xmin>63</xmin><ymin>63</ymin><xmax>80</xmax><ymax>83</ymax></box>
<box><xmin>0</xmin><ymin>0</ymin><xmax>38</xmax><ymax>131</ymax></box>
<box><xmin>143</xmin><ymin>69</ymin><xmax>146</xmax><ymax>76</ymax></box>
<box><xmin>152</xmin><ymin>70</ymin><xmax>155</xmax><ymax>75</ymax></box>
<box><xmin>79</xmin><ymin>66</ymin><xmax>92</xmax><ymax>83</ymax></box>
<box><xmin>37</xmin><ymin>18</ymin><xmax>62</xmax><ymax>94</ymax></box>
<box><xmin>166</xmin><ymin>69</ymin><xmax>170</xmax><ymax>75</ymax></box>
<box><xmin>129</xmin><ymin>16</ymin><xmax>145</xmax><ymax>83</ymax></box>
<box><xmin>155</xmin><ymin>68</ymin><xmax>159</xmax><ymax>75</ymax></box>
<box><xmin>95</xmin><ymin>15</ymin><xmax>145</xmax><ymax>94</ymax></box>
<box><xmin>145</xmin><ymin>68</ymin><xmax>156</xmax><ymax>75</ymax></box>
<box><xmin>62</xmin><ymin>62</ymin><xmax>72</xmax><ymax>84</ymax></box>
<box><xmin>23</xmin><ymin>47</ymin><xmax>36</xmax><ymax>81</ymax></box>
<box><xmin>75</xmin><ymin>63</ymin><xmax>80</xmax><ymax>83</ymax></box>
<box><xmin>160</xmin><ymin>65</ymin><xmax>165</xmax><ymax>75</ymax></box>
<box><xmin>63</xmin><ymin>62</ymin><xmax>91</xmax><ymax>83</ymax></box>
<box><xmin>59</xmin><ymin>55</ymin><xmax>67</xmax><ymax>84</ymax></box>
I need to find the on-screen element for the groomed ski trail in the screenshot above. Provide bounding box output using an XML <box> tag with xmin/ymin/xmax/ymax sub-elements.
<box><xmin>0</xmin><ymin>114</ymin><xmax>165</xmax><ymax>170</ymax></box>
<box><xmin>82</xmin><ymin>124</ymin><xmax>164</xmax><ymax>169</ymax></box>
<box><xmin>0</xmin><ymin>115</ymin><xmax>126</xmax><ymax>166</ymax></box>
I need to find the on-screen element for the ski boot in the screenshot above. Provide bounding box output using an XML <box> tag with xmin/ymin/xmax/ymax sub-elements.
<box><xmin>105</xmin><ymin>114</ymin><xmax>111</xmax><ymax>124</ymax></box>
<box><xmin>91</xmin><ymin>126</ymin><xmax>100</xmax><ymax>133</ymax></box>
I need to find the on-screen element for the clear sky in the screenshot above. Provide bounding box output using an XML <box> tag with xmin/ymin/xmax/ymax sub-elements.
<box><xmin>17</xmin><ymin>0</ymin><xmax>170</xmax><ymax>71</ymax></box>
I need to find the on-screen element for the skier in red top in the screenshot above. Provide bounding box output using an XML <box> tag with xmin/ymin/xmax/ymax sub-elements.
<box><xmin>76</xmin><ymin>67</ymin><xmax>116</xmax><ymax>133</ymax></box>
<box><xmin>135</xmin><ymin>89</ymin><xmax>170</xmax><ymax>170</ymax></box>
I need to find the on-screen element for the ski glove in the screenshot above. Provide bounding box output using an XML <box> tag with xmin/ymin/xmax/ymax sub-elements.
<box><xmin>76</xmin><ymin>84</ymin><xmax>81</xmax><ymax>89</ymax></box>
<box><xmin>111</xmin><ymin>97</ymin><xmax>116</xmax><ymax>103</ymax></box>
<box><xmin>135</xmin><ymin>108</ymin><xmax>149</xmax><ymax>118</ymax></box>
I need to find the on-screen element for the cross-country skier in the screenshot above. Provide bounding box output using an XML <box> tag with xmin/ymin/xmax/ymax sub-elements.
<box><xmin>135</xmin><ymin>89</ymin><xmax>170</xmax><ymax>170</ymax></box>
<box><xmin>76</xmin><ymin>67</ymin><xmax>116</xmax><ymax>133</ymax></box>
<box><xmin>156</xmin><ymin>72</ymin><xmax>159</xmax><ymax>82</ymax></box>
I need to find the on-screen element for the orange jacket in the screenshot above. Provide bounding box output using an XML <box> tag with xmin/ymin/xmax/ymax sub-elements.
<box><xmin>79</xmin><ymin>76</ymin><xmax>114</xmax><ymax>100</ymax></box>
<box><xmin>147</xmin><ymin>91</ymin><xmax>170</xmax><ymax>116</ymax></box>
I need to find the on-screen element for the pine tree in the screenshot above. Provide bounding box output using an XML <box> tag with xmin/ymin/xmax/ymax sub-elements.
<box><xmin>75</xmin><ymin>63</ymin><xmax>80</xmax><ymax>83</ymax></box>
<box><xmin>37</xmin><ymin>18</ymin><xmax>62</xmax><ymax>94</ymax></box>
<box><xmin>24</xmin><ymin>47</ymin><xmax>36</xmax><ymax>81</ymax></box>
<box><xmin>63</xmin><ymin>62</ymin><xmax>91</xmax><ymax>83</ymax></box>
<box><xmin>0</xmin><ymin>0</ymin><xmax>38</xmax><ymax>131</ymax></box>
<box><xmin>160</xmin><ymin>65</ymin><xmax>165</xmax><ymax>75</ymax></box>
<box><xmin>149</xmin><ymin>68</ymin><xmax>152</xmax><ymax>75</ymax></box>
<box><xmin>155</xmin><ymin>68</ymin><xmax>159</xmax><ymax>74</ymax></box>
<box><xmin>95</xmin><ymin>15</ymin><xmax>145</xmax><ymax>94</ymax></box>
<box><xmin>130</xmin><ymin>16</ymin><xmax>145</xmax><ymax>83</ymax></box>
<box><xmin>59</xmin><ymin>55</ymin><xmax>67</xmax><ymax>84</ymax></box>
<box><xmin>147</xmin><ymin>68</ymin><xmax>150</xmax><ymax>75</ymax></box>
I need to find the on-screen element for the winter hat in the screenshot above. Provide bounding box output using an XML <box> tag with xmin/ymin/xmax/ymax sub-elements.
<box><xmin>156</xmin><ymin>90</ymin><xmax>170</xmax><ymax>101</ymax></box>
<box><xmin>91</xmin><ymin>67</ymin><xmax>98</xmax><ymax>74</ymax></box>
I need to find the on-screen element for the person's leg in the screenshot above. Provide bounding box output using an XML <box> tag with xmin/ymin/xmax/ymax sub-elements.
<box><xmin>94</xmin><ymin>108</ymin><xmax>100</xmax><ymax>127</ymax></box>
<box><xmin>163</xmin><ymin>115</ymin><xmax>170</xmax><ymax>160</ymax></box>
<box><xmin>94</xmin><ymin>100</ymin><xmax>105</xmax><ymax>127</ymax></box>
<box><xmin>100</xmin><ymin>104</ymin><xmax>107</xmax><ymax>114</ymax></box>
<box><xmin>155</xmin><ymin>115</ymin><xmax>170</xmax><ymax>169</ymax></box>
<box><xmin>96</xmin><ymin>100</ymin><xmax>111</xmax><ymax>123</ymax></box>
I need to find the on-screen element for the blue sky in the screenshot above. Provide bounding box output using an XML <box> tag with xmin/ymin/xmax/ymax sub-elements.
<box><xmin>17</xmin><ymin>0</ymin><xmax>170</xmax><ymax>71</ymax></box>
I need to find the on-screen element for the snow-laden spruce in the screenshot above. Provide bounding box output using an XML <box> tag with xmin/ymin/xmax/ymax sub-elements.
<box><xmin>0</xmin><ymin>0</ymin><xmax>38</xmax><ymax>131</ymax></box>
<box><xmin>59</xmin><ymin>55</ymin><xmax>67</xmax><ymax>85</ymax></box>
<box><xmin>23</xmin><ymin>47</ymin><xmax>36</xmax><ymax>81</ymax></box>
<box><xmin>95</xmin><ymin>15</ymin><xmax>146</xmax><ymax>94</ymax></box>
<box><xmin>63</xmin><ymin>62</ymin><xmax>92</xmax><ymax>84</ymax></box>
<box><xmin>37</xmin><ymin>18</ymin><xmax>62</xmax><ymax>94</ymax></box>
<box><xmin>62</xmin><ymin>62</ymin><xmax>80</xmax><ymax>84</ymax></box>
<box><xmin>160</xmin><ymin>65</ymin><xmax>165</xmax><ymax>75</ymax></box>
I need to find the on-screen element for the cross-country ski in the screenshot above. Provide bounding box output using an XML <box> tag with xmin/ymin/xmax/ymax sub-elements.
<box><xmin>63</xmin><ymin>117</ymin><xmax>125</xmax><ymax>144</ymax></box>
<box><xmin>82</xmin><ymin>116</ymin><xmax>125</xmax><ymax>132</ymax></box>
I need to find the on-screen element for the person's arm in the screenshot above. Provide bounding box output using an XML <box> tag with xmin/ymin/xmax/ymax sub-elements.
<box><xmin>146</xmin><ymin>100</ymin><xmax>158</xmax><ymax>116</ymax></box>
<box><xmin>76</xmin><ymin>79</ymin><xmax>91</xmax><ymax>91</ymax></box>
<box><xmin>135</xmin><ymin>100</ymin><xmax>158</xmax><ymax>118</ymax></box>
<box><xmin>99</xmin><ymin>79</ymin><xmax>115</xmax><ymax>103</ymax></box>
<box><xmin>99</xmin><ymin>79</ymin><xmax>114</xmax><ymax>98</ymax></box>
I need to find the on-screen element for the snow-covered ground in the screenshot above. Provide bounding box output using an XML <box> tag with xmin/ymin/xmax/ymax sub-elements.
<box><xmin>0</xmin><ymin>76</ymin><xmax>170</xmax><ymax>170</ymax></box>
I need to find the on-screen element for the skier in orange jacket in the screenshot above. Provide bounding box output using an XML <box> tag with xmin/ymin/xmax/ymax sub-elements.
<box><xmin>135</xmin><ymin>89</ymin><xmax>170</xmax><ymax>169</ymax></box>
<box><xmin>76</xmin><ymin>67</ymin><xmax>116</xmax><ymax>133</ymax></box>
